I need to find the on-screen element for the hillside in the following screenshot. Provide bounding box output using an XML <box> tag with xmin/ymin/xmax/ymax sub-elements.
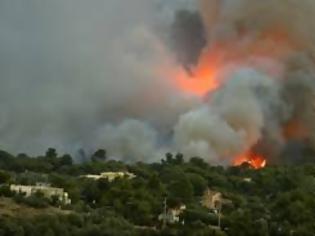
<box><xmin>0</xmin><ymin>149</ymin><xmax>314</xmax><ymax>236</ymax></box>
<box><xmin>0</xmin><ymin>197</ymin><xmax>71</xmax><ymax>218</ymax></box>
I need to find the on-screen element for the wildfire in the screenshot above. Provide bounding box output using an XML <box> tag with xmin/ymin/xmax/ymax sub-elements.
<box><xmin>174</xmin><ymin>40</ymin><xmax>230</xmax><ymax>97</ymax></box>
<box><xmin>172</xmin><ymin>26</ymin><xmax>296</xmax><ymax>168</ymax></box>
<box><xmin>177</xmin><ymin>60</ymin><xmax>220</xmax><ymax>97</ymax></box>
<box><xmin>174</xmin><ymin>25</ymin><xmax>298</xmax><ymax>97</ymax></box>
<box><xmin>233</xmin><ymin>152</ymin><xmax>267</xmax><ymax>169</ymax></box>
<box><xmin>283</xmin><ymin>119</ymin><xmax>308</xmax><ymax>140</ymax></box>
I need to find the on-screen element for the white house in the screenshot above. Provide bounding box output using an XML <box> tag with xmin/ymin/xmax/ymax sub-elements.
<box><xmin>201</xmin><ymin>189</ymin><xmax>223</xmax><ymax>210</ymax></box>
<box><xmin>10</xmin><ymin>183</ymin><xmax>71</xmax><ymax>205</ymax></box>
<box><xmin>81</xmin><ymin>171</ymin><xmax>136</xmax><ymax>182</ymax></box>
<box><xmin>158</xmin><ymin>204</ymin><xmax>186</xmax><ymax>224</ymax></box>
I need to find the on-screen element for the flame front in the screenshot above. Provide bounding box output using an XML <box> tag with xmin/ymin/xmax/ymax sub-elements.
<box><xmin>233</xmin><ymin>152</ymin><xmax>267</xmax><ymax>169</ymax></box>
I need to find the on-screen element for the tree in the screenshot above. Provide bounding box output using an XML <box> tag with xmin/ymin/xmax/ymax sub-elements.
<box><xmin>189</xmin><ymin>157</ymin><xmax>208</xmax><ymax>169</ymax></box>
<box><xmin>91</xmin><ymin>149</ymin><xmax>107</xmax><ymax>162</ymax></box>
<box><xmin>168</xmin><ymin>175</ymin><xmax>194</xmax><ymax>202</ymax></box>
<box><xmin>175</xmin><ymin>153</ymin><xmax>184</xmax><ymax>165</ymax></box>
<box><xmin>187</xmin><ymin>173</ymin><xmax>207</xmax><ymax>196</ymax></box>
<box><xmin>165</xmin><ymin>153</ymin><xmax>173</xmax><ymax>164</ymax></box>
<box><xmin>45</xmin><ymin>148</ymin><xmax>57</xmax><ymax>158</ymax></box>
<box><xmin>147</xmin><ymin>174</ymin><xmax>164</xmax><ymax>192</ymax></box>
<box><xmin>59</xmin><ymin>154</ymin><xmax>73</xmax><ymax>166</ymax></box>
<box><xmin>81</xmin><ymin>180</ymin><xmax>101</xmax><ymax>204</ymax></box>
<box><xmin>0</xmin><ymin>170</ymin><xmax>11</xmax><ymax>184</ymax></box>
<box><xmin>0</xmin><ymin>185</ymin><xmax>14</xmax><ymax>197</ymax></box>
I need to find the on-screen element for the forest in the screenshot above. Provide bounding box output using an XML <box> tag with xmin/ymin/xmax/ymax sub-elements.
<box><xmin>0</xmin><ymin>149</ymin><xmax>314</xmax><ymax>236</ymax></box>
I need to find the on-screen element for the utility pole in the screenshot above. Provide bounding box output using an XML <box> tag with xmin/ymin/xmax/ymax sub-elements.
<box><xmin>162</xmin><ymin>197</ymin><xmax>167</xmax><ymax>229</ymax></box>
<box><xmin>217</xmin><ymin>201</ymin><xmax>222</xmax><ymax>229</ymax></box>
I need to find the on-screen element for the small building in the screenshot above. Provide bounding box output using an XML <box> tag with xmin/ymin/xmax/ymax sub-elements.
<box><xmin>10</xmin><ymin>183</ymin><xmax>71</xmax><ymax>205</ymax></box>
<box><xmin>201</xmin><ymin>189</ymin><xmax>223</xmax><ymax>210</ymax></box>
<box><xmin>201</xmin><ymin>189</ymin><xmax>233</xmax><ymax>229</ymax></box>
<box><xmin>158</xmin><ymin>204</ymin><xmax>186</xmax><ymax>225</ymax></box>
<box><xmin>243</xmin><ymin>177</ymin><xmax>252</xmax><ymax>183</ymax></box>
<box><xmin>81</xmin><ymin>171</ymin><xmax>136</xmax><ymax>182</ymax></box>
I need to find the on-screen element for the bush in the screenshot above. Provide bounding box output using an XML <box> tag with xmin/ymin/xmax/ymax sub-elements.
<box><xmin>0</xmin><ymin>185</ymin><xmax>14</xmax><ymax>197</ymax></box>
<box><xmin>13</xmin><ymin>192</ymin><xmax>49</xmax><ymax>208</ymax></box>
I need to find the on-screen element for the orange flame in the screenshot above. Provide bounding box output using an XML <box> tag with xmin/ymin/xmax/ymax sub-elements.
<box><xmin>233</xmin><ymin>152</ymin><xmax>267</xmax><ymax>169</ymax></box>
<box><xmin>174</xmin><ymin>26</ymin><xmax>298</xmax><ymax>97</ymax></box>
<box><xmin>173</xmin><ymin>27</ymin><xmax>296</xmax><ymax>168</ymax></box>
<box><xmin>175</xmin><ymin>67</ymin><xmax>219</xmax><ymax>96</ymax></box>
<box><xmin>175</xmin><ymin>47</ymin><xmax>223</xmax><ymax>96</ymax></box>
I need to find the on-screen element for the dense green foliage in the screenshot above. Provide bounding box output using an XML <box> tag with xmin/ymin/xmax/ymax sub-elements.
<box><xmin>0</xmin><ymin>149</ymin><xmax>315</xmax><ymax>235</ymax></box>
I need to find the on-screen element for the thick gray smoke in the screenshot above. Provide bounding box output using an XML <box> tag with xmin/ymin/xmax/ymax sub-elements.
<box><xmin>0</xmin><ymin>0</ymin><xmax>199</xmax><ymax>160</ymax></box>
<box><xmin>2</xmin><ymin>0</ymin><xmax>315</xmax><ymax>165</ymax></box>
<box><xmin>173</xmin><ymin>0</ymin><xmax>315</xmax><ymax>164</ymax></box>
<box><xmin>174</xmin><ymin>67</ymin><xmax>287</xmax><ymax>164</ymax></box>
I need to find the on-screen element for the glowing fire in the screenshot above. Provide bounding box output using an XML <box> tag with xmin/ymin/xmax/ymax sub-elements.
<box><xmin>175</xmin><ymin>48</ymin><xmax>222</xmax><ymax>96</ymax></box>
<box><xmin>233</xmin><ymin>152</ymin><xmax>267</xmax><ymax>169</ymax></box>
<box><xmin>174</xmin><ymin>41</ymin><xmax>230</xmax><ymax>96</ymax></box>
<box><xmin>174</xmin><ymin>26</ymin><xmax>298</xmax><ymax>97</ymax></box>
<box><xmin>175</xmin><ymin>66</ymin><xmax>219</xmax><ymax>96</ymax></box>
<box><xmin>173</xmin><ymin>27</ymin><xmax>296</xmax><ymax>168</ymax></box>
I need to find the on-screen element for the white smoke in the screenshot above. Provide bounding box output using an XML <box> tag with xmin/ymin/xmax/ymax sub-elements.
<box><xmin>174</xmin><ymin>68</ymin><xmax>282</xmax><ymax>163</ymax></box>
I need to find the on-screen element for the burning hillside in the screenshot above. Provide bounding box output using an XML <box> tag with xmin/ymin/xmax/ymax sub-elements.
<box><xmin>168</xmin><ymin>0</ymin><xmax>315</xmax><ymax>166</ymax></box>
<box><xmin>233</xmin><ymin>152</ymin><xmax>266</xmax><ymax>169</ymax></box>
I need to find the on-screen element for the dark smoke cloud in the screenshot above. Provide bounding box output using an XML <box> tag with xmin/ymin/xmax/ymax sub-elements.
<box><xmin>168</xmin><ymin>10</ymin><xmax>206</xmax><ymax>72</ymax></box>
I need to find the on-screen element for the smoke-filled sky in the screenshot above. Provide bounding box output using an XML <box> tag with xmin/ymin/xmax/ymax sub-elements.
<box><xmin>0</xmin><ymin>0</ymin><xmax>198</xmax><ymax>158</ymax></box>
<box><xmin>1</xmin><ymin>0</ymin><xmax>315</xmax><ymax>165</ymax></box>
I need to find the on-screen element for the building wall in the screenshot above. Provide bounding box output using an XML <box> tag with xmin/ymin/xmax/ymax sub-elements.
<box><xmin>82</xmin><ymin>171</ymin><xmax>136</xmax><ymax>182</ymax></box>
<box><xmin>10</xmin><ymin>184</ymin><xmax>71</xmax><ymax>204</ymax></box>
<box><xmin>201</xmin><ymin>189</ymin><xmax>222</xmax><ymax>210</ymax></box>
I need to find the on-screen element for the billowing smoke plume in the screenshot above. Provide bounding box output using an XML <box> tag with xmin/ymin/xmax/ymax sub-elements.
<box><xmin>175</xmin><ymin>68</ymin><xmax>282</xmax><ymax>164</ymax></box>
<box><xmin>173</xmin><ymin>0</ymin><xmax>315</xmax><ymax>164</ymax></box>
<box><xmin>2</xmin><ymin>0</ymin><xmax>315</xmax><ymax>165</ymax></box>
<box><xmin>0</xmin><ymin>0</ymin><xmax>199</xmax><ymax>160</ymax></box>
